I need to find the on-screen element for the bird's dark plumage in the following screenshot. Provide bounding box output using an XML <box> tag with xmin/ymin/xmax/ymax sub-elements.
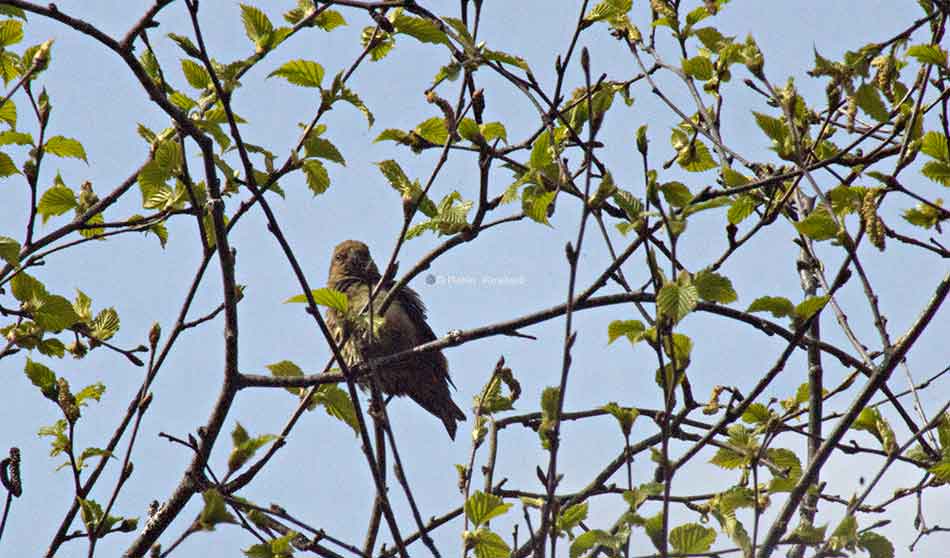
<box><xmin>325</xmin><ymin>240</ymin><xmax>466</xmax><ymax>439</ymax></box>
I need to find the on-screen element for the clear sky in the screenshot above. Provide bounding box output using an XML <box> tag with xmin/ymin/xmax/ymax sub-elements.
<box><xmin>1</xmin><ymin>1</ymin><xmax>946</xmax><ymax>557</ymax></box>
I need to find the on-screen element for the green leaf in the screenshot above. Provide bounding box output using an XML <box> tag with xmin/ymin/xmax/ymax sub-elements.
<box><xmin>38</xmin><ymin>183</ymin><xmax>77</xmax><ymax>223</ymax></box>
<box><xmin>361</xmin><ymin>26</ymin><xmax>394</xmax><ymax>61</ymax></box>
<box><xmin>694</xmin><ymin>269</ymin><xmax>737</xmax><ymax>303</ymax></box>
<box><xmin>315</xmin><ymin>10</ymin><xmax>347</xmax><ymax>31</ymax></box>
<box><xmin>928</xmin><ymin>458</ymin><xmax>950</xmax><ymax>481</ymax></box>
<box><xmin>677</xmin><ymin>140</ymin><xmax>717</xmax><ymax>172</ymax></box>
<box><xmin>0</xmin><ymin>98</ymin><xmax>16</xmax><ymax>128</ymax></box>
<box><xmin>523</xmin><ymin>189</ymin><xmax>556</xmax><ymax>225</ymax></box>
<box><xmin>284</xmin><ymin>287</ymin><xmax>348</xmax><ymax>311</ymax></box>
<box><xmin>602</xmin><ymin>402</ymin><xmax>639</xmax><ymax>437</ymax></box>
<box><xmin>303</xmin><ymin>136</ymin><xmax>345</xmax><ymax>165</ymax></box>
<box><xmin>570</xmin><ymin>530</ymin><xmax>617</xmax><ymax>558</ymax></box>
<box><xmin>903</xmin><ymin>199</ymin><xmax>945</xmax><ymax>229</ymax></box>
<box><xmin>374</xmin><ymin>128</ymin><xmax>408</xmax><ymax>144</ymax></box>
<box><xmin>308</xmin><ymin>384</ymin><xmax>359</xmax><ymax>433</ymax></box>
<box><xmin>75</xmin><ymin>382</ymin><xmax>105</xmax><ymax>406</ymax></box>
<box><xmin>328</xmin><ymin>73</ymin><xmax>374</xmax><ymax>127</ymax></box>
<box><xmin>907</xmin><ymin>44</ymin><xmax>948</xmax><ymax>68</ymax></box>
<box><xmin>302</xmin><ymin>159</ymin><xmax>330</xmax><ymax>195</ymax></box>
<box><xmin>265</xmin><ymin>360</ymin><xmax>305</xmax><ymax>396</ymax></box>
<box><xmin>607</xmin><ymin>319</ymin><xmax>645</xmax><ymax>344</ymax></box>
<box><xmin>660</xmin><ymin>181</ymin><xmax>692</xmax><ymax>207</ymax></box>
<box><xmin>0</xmin><ymin>235</ymin><xmax>21</xmax><ymax>266</ymax></box>
<box><xmin>556</xmin><ymin>502</ymin><xmax>588</xmax><ymax>538</ymax></box>
<box><xmin>457</xmin><ymin>118</ymin><xmax>480</xmax><ymax>143</ymax></box>
<box><xmin>0</xmin><ymin>151</ymin><xmax>18</xmax><ymax>177</ymax></box>
<box><xmin>11</xmin><ymin>271</ymin><xmax>47</xmax><ymax>303</ymax></box>
<box><xmin>36</xmin><ymin>294</ymin><xmax>82</xmax><ymax>331</ymax></box>
<box><xmin>90</xmin><ymin>308</ymin><xmax>120</xmax><ymax>341</ymax></box>
<box><xmin>228</xmin><ymin>422</ymin><xmax>277</xmax><ymax>473</ymax></box>
<box><xmin>752</xmin><ymin>111</ymin><xmax>786</xmax><ymax>142</ymax></box>
<box><xmin>10</xmin><ymin>271</ymin><xmax>49</xmax><ymax>304</ymax></box>
<box><xmin>468</xmin><ymin>528</ymin><xmax>511</xmax><ymax>558</ymax></box>
<box><xmin>392</xmin><ymin>12</ymin><xmax>449</xmax><ymax>45</ymax></box>
<box><xmin>414</xmin><ymin>116</ymin><xmax>448</xmax><ymax>145</ymax></box>
<box><xmin>0</xmin><ymin>19</ymin><xmax>24</xmax><ymax>47</ymax></box>
<box><xmin>657</xmin><ymin>275</ymin><xmax>698</xmax><ymax>323</ymax></box>
<box><xmin>853</xmin><ymin>407</ymin><xmax>898</xmax><ymax>455</ymax></box>
<box><xmin>709</xmin><ymin>446</ymin><xmax>748</xmax><ymax>469</ymax></box>
<box><xmin>613</xmin><ymin>189</ymin><xmax>643</xmax><ymax>221</ymax></box>
<box><xmin>198</xmin><ymin>489</ymin><xmax>236</xmax><ymax>530</ymax></box>
<box><xmin>855</xmin><ymin>83</ymin><xmax>889</xmax><ymax>122</ymax></box>
<box><xmin>722</xmin><ymin>167</ymin><xmax>750</xmax><ymax>187</ymax></box>
<box><xmin>920</xmin><ymin>131</ymin><xmax>949</xmax><ymax>161</ymax></box>
<box><xmin>25</xmin><ymin>357</ymin><xmax>58</xmax><ymax>400</ymax></box>
<box><xmin>44</xmin><ymin>136</ymin><xmax>88</xmax><ymax>162</ymax></box>
<box><xmin>683</xmin><ymin>55</ymin><xmax>714</xmax><ymax>80</ymax></box>
<box><xmin>167</xmin><ymin>32</ymin><xmax>202</xmax><ymax>58</ymax></box>
<box><xmin>643</xmin><ymin>512</ymin><xmax>665</xmax><ymax>551</ymax></box>
<box><xmin>921</xmin><ymin>160</ymin><xmax>950</xmax><ymax>186</ymax></box>
<box><xmin>794</xmin><ymin>295</ymin><xmax>829</xmax><ymax>321</ymax></box>
<box><xmin>583</xmin><ymin>0</ymin><xmax>632</xmax><ymax>23</ymax></box>
<box><xmin>795</xmin><ymin>206</ymin><xmax>839</xmax><ymax>241</ymax></box>
<box><xmin>858</xmin><ymin>532</ymin><xmax>894</xmax><ymax>558</ymax></box>
<box><xmin>670</xmin><ymin>523</ymin><xmax>716</xmax><ymax>554</ymax></box>
<box><xmin>180</xmin><ymin>59</ymin><xmax>210</xmax><ymax>89</ymax></box>
<box><xmin>766</xmin><ymin>447</ymin><xmax>803</xmax><ymax>492</ymax></box>
<box><xmin>465</xmin><ymin>491</ymin><xmax>511</xmax><ymax>527</ymax></box>
<box><xmin>742</xmin><ymin>403</ymin><xmax>773</xmax><ymax>425</ymax></box>
<box><xmin>245</xmin><ymin>532</ymin><xmax>297</xmax><ymax>558</ymax></box>
<box><xmin>240</xmin><ymin>4</ymin><xmax>274</xmax><ymax>49</ymax></box>
<box><xmin>376</xmin><ymin>160</ymin><xmax>438</xmax><ymax>217</ymax></box>
<box><xmin>268</xmin><ymin>59</ymin><xmax>324</xmax><ymax>87</ymax></box>
<box><xmin>168</xmin><ymin>91</ymin><xmax>196</xmax><ymax>112</ymax></box>
<box><xmin>76</xmin><ymin>447</ymin><xmax>112</xmax><ymax>470</ymax></box>
<box><xmin>483</xmin><ymin>48</ymin><xmax>530</xmax><ymax>71</ymax></box>
<box><xmin>78</xmin><ymin>498</ymin><xmax>105</xmax><ymax>530</ymax></box>
<box><xmin>0</xmin><ymin>130</ymin><xmax>33</xmax><ymax>146</ymax></box>
<box><xmin>829</xmin><ymin>514</ymin><xmax>858</xmax><ymax>551</ymax></box>
<box><xmin>747</xmin><ymin>295</ymin><xmax>795</xmax><ymax>318</ymax></box>
<box><xmin>480</xmin><ymin>122</ymin><xmax>507</xmax><ymax>143</ymax></box>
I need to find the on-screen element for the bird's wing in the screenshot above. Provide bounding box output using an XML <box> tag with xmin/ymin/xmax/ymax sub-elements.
<box><xmin>393</xmin><ymin>286</ymin><xmax>456</xmax><ymax>389</ymax></box>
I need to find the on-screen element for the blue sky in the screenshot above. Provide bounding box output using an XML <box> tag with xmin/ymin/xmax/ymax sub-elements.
<box><xmin>1</xmin><ymin>1</ymin><xmax>947</xmax><ymax>557</ymax></box>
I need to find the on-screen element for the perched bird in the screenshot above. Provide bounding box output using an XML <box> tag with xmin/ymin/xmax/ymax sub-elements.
<box><xmin>325</xmin><ymin>240</ymin><xmax>466</xmax><ymax>439</ymax></box>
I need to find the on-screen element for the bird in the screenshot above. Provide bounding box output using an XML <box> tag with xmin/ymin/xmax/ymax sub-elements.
<box><xmin>324</xmin><ymin>240</ymin><xmax>466</xmax><ymax>439</ymax></box>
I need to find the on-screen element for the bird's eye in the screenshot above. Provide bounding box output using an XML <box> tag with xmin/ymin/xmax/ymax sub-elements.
<box><xmin>335</xmin><ymin>253</ymin><xmax>346</xmax><ymax>261</ymax></box>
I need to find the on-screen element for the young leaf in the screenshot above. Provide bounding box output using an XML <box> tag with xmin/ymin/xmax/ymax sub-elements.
<box><xmin>607</xmin><ymin>319</ymin><xmax>645</xmax><ymax>344</ymax></box>
<box><xmin>303</xmin><ymin>136</ymin><xmax>345</xmax><ymax>165</ymax></box>
<box><xmin>465</xmin><ymin>491</ymin><xmax>511</xmax><ymax>527</ymax></box>
<box><xmin>657</xmin><ymin>276</ymin><xmax>698</xmax><ymax>323</ymax></box>
<box><xmin>240</xmin><ymin>4</ymin><xmax>274</xmax><ymax>50</ymax></box>
<box><xmin>37</xmin><ymin>183</ymin><xmax>77</xmax><ymax>223</ymax></box>
<box><xmin>268</xmin><ymin>59</ymin><xmax>325</xmax><ymax>87</ymax></box>
<box><xmin>747</xmin><ymin>295</ymin><xmax>794</xmax><ymax>318</ymax></box>
<box><xmin>302</xmin><ymin>159</ymin><xmax>330</xmax><ymax>195</ymax></box>
<box><xmin>907</xmin><ymin>44</ymin><xmax>948</xmax><ymax>68</ymax></box>
<box><xmin>43</xmin><ymin>136</ymin><xmax>87</xmax><ymax>162</ymax></box>
<box><xmin>670</xmin><ymin>523</ymin><xmax>717</xmax><ymax>554</ymax></box>
<box><xmin>307</xmin><ymin>384</ymin><xmax>359</xmax><ymax>433</ymax></box>
<box><xmin>0</xmin><ymin>235</ymin><xmax>20</xmax><ymax>266</ymax></box>
<box><xmin>694</xmin><ymin>269</ymin><xmax>737</xmax><ymax>303</ymax></box>
<box><xmin>283</xmin><ymin>287</ymin><xmax>348</xmax><ymax>311</ymax></box>
<box><xmin>25</xmin><ymin>357</ymin><xmax>58</xmax><ymax>400</ymax></box>
<box><xmin>795</xmin><ymin>206</ymin><xmax>839</xmax><ymax>241</ymax></box>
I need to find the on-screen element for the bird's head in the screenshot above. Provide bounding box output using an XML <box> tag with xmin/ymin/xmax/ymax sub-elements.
<box><xmin>328</xmin><ymin>240</ymin><xmax>381</xmax><ymax>287</ymax></box>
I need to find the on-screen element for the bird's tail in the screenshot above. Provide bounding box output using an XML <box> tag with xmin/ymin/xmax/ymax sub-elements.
<box><xmin>440</xmin><ymin>400</ymin><xmax>467</xmax><ymax>440</ymax></box>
